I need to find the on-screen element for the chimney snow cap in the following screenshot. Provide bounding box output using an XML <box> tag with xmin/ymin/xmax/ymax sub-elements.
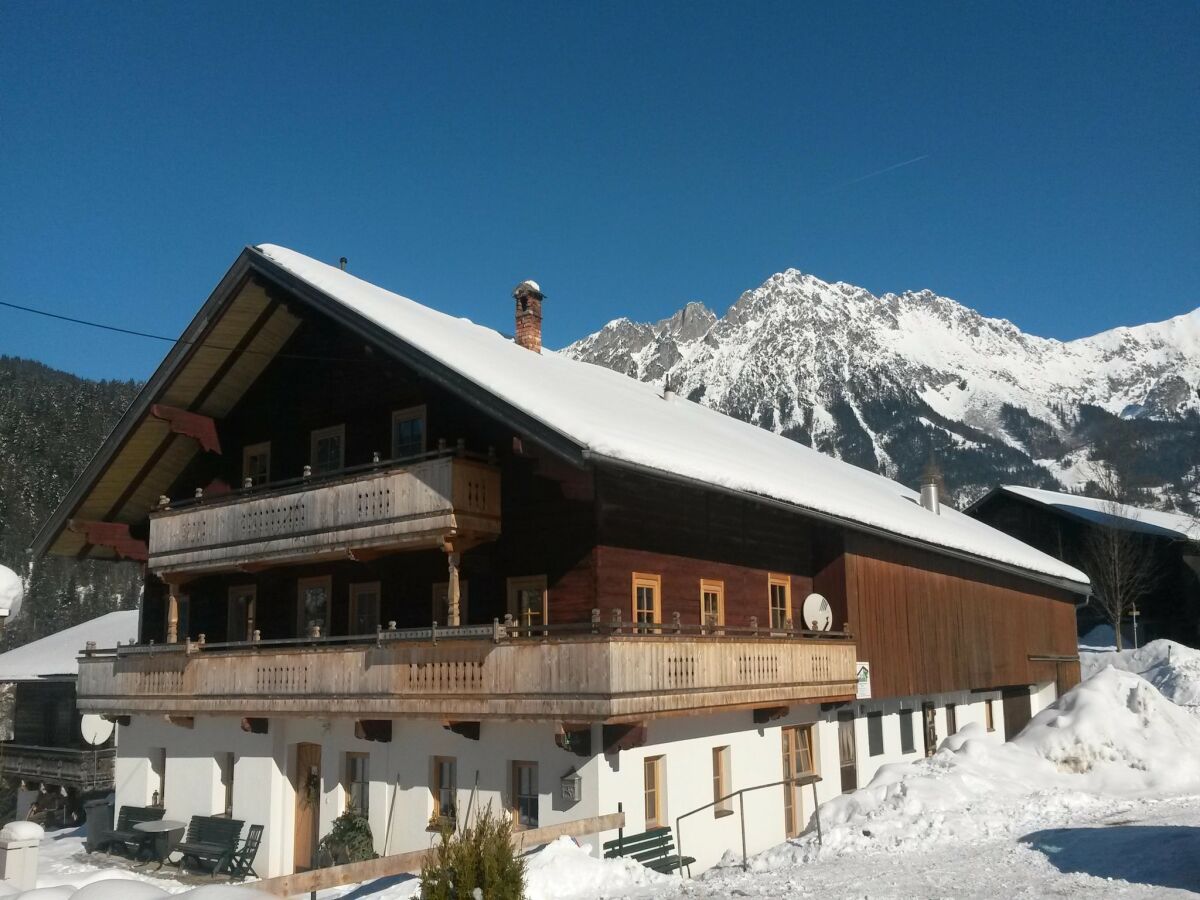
<box><xmin>514</xmin><ymin>280</ymin><xmax>543</xmax><ymax>299</ymax></box>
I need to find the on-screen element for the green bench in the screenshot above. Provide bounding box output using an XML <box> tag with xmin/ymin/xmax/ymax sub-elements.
<box><xmin>171</xmin><ymin>815</ymin><xmax>245</xmax><ymax>876</ymax></box>
<box><xmin>99</xmin><ymin>806</ymin><xmax>166</xmax><ymax>857</ymax></box>
<box><xmin>603</xmin><ymin>826</ymin><xmax>695</xmax><ymax>876</ymax></box>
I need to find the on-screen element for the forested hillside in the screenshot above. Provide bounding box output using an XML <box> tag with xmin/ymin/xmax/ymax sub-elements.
<box><xmin>0</xmin><ymin>357</ymin><xmax>143</xmax><ymax>648</ymax></box>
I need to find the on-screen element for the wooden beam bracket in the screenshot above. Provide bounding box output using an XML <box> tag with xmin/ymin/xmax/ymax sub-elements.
<box><xmin>601</xmin><ymin>723</ymin><xmax>646</xmax><ymax>755</ymax></box>
<box><xmin>752</xmin><ymin>705</ymin><xmax>789</xmax><ymax>725</ymax></box>
<box><xmin>150</xmin><ymin>404</ymin><xmax>222</xmax><ymax>454</ymax></box>
<box><xmin>67</xmin><ymin>520</ymin><xmax>148</xmax><ymax>562</ymax></box>
<box><xmin>443</xmin><ymin>720</ymin><xmax>480</xmax><ymax>741</ymax></box>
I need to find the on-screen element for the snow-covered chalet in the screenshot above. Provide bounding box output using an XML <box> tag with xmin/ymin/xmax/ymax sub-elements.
<box><xmin>32</xmin><ymin>246</ymin><xmax>1090</xmax><ymax>876</ymax></box>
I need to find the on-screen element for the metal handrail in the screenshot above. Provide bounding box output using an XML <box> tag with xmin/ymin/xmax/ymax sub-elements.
<box><xmin>675</xmin><ymin>773</ymin><xmax>823</xmax><ymax>876</ymax></box>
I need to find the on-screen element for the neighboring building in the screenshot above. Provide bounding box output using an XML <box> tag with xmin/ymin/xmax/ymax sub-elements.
<box><xmin>967</xmin><ymin>485</ymin><xmax>1200</xmax><ymax>646</ymax></box>
<box><xmin>32</xmin><ymin>246</ymin><xmax>1088</xmax><ymax>876</ymax></box>
<box><xmin>0</xmin><ymin>611</ymin><xmax>137</xmax><ymax>823</ymax></box>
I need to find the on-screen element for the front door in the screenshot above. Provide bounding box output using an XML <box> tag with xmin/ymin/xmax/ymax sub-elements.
<box><xmin>293</xmin><ymin>743</ymin><xmax>322</xmax><ymax>872</ymax></box>
<box><xmin>1002</xmin><ymin>686</ymin><xmax>1033</xmax><ymax>741</ymax></box>
<box><xmin>922</xmin><ymin>702</ymin><xmax>937</xmax><ymax>757</ymax></box>
<box><xmin>837</xmin><ymin>712</ymin><xmax>857</xmax><ymax>793</ymax></box>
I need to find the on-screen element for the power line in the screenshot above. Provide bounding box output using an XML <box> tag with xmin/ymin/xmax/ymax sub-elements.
<box><xmin>0</xmin><ymin>297</ymin><xmax>387</xmax><ymax>366</ymax></box>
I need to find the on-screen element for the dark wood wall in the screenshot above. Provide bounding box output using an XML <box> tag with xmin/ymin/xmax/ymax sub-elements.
<box><xmin>11</xmin><ymin>682</ymin><xmax>88</xmax><ymax>749</ymax></box>
<box><xmin>845</xmin><ymin>532</ymin><xmax>1080</xmax><ymax>699</ymax></box>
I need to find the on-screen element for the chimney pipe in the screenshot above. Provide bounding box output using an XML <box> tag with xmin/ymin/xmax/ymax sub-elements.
<box><xmin>919</xmin><ymin>459</ymin><xmax>942</xmax><ymax>515</ymax></box>
<box><xmin>513</xmin><ymin>280</ymin><xmax>544</xmax><ymax>353</ymax></box>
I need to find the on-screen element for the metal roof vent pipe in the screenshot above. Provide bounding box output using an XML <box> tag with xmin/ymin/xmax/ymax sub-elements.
<box><xmin>919</xmin><ymin>459</ymin><xmax>942</xmax><ymax>515</ymax></box>
<box><xmin>513</xmin><ymin>280</ymin><xmax>544</xmax><ymax>353</ymax></box>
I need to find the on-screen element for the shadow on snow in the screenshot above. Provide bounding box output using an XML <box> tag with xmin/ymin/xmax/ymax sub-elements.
<box><xmin>1021</xmin><ymin>825</ymin><xmax>1200</xmax><ymax>892</ymax></box>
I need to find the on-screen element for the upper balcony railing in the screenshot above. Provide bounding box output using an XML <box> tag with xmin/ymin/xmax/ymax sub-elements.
<box><xmin>77</xmin><ymin>618</ymin><xmax>857</xmax><ymax>721</ymax></box>
<box><xmin>148</xmin><ymin>450</ymin><xmax>501</xmax><ymax>575</ymax></box>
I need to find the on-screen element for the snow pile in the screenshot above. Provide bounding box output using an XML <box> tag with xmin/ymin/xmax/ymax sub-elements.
<box><xmin>1081</xmin><ymin>639</ymin><xmax>1200</xmax><ymax>708</ymax></box>
<box><xmin>749</xmin><ymin>668</ymin><xmax>1200</xmax><ymax>869</ymax></box>
<box><xmin>524</xmin><ymin>836</ymin><xmax>670</xmax><ymax>900</ymax></box>
<box><xmin>0</xmin><ymin>566</ymin><xmax>22</xmax><ymax>621</ymax></box>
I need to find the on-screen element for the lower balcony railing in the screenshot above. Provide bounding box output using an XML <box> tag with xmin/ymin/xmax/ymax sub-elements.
<box><xmin>0</xmin><ymin>743</ymin><xmax>116</xmax><ymax>790</ymax></box>
<box><xmin>78</xmin><ymin>622</ymin><xmax>857</xmax><ymax>721</ymax></box>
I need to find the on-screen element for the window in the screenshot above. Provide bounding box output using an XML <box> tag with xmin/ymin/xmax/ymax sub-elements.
<box><xmin>391</xmin><ymin>406</ymin><xmax>426</xmax><ymax>459</ymax></box>
<box><xmin>946</xmin><ymin>704</ymin><xmax>958</xmax><ymax>736</ymax></box>
<box><xmin>632</xmin><ymin>573</ymin><xmax>661</xmax><ymax>632</ymax></box>
<box><xmin>431</xmin><ymin>757</ymin><xmax>457</xmax><ymax>824</ymax></box>
<box><xmin>511</xmin><ymin>761</ymin><xmax>538</xmax><ymax>829</ymax></box>
<box><xmin>507</xmin><ymin>576</ymin><xmax>548</xmax><ymax>633</ymax></box>
<box><xmin>768</xmin><ymin>574</ymin><xmax>792</xmax><ymax>630</ymax></box>
<box><xmin>867</xmin><ymin>712</ymin><xmax>884</xmax><ymax>757</ymax></box>
<box><xmin>349</xmin><ymin>582</ymin><xmax>381</xmax><ymax>635</ymax></box>
<box><xmin>643</xmin><ymin>755</ymin><xmax>665</xmax><ymax>828</ymax></box>
<box><xmin>345</xmin><ymin>753</ymin><xmax>369</xmax><ymax>817</ymax></box>
<box><xmin>985</xmin><ymin>699</ymin><xmax>995</xmax><ymax>732</ymax></box>
<box><xmin>297</xmin><ymin>576</ymin><xmax>332</xmax><ymax>635</ymax></box>
<box><xmin>150</xmin><ymin>748</ymin><xmax>166</xmax><ymax>806</ymax></box>
<box><xmin>781</xmin><ymin>725</ymin><xmax>815</xmax><ymax>838</ymax></box>
<box><xmin>218</xmin><ymin>752</ymin><xmax>235</xmax><ymax>816</ymax></box>
<box><xmin>310</xmin><ymin>425</ymin><xmax>345</xmax><ymax>474</ymax></box>
<box><xmin>700</xmin><ymin>580</ymin><xmax>724</xmax><ymax>629</ymax></box>
<box><xmin>837</xmin><ymin>712</ymin><xmax>857</xmax><ymax>793</ymax></box>
<box><xmin>899</xmin><ymin>708</ymin><xmax>916</xmax><ymax>754</ymax></box>
<box><xmin>712</xmin><ymin>746</ymin><xmax>732</xmax><ymax>816</ymax></box>
<box><xmin>242</xmin><ymin>441</ymin><xmax>271</xmax><ymax>487</ymax></box>
<box><xmin>227</xmin><ymin>586</ymin><xmax>256</xmax><ymax>642</ymax></box>
<box><xmin>432</xmin><ymin>581</ymin><xmax>470</xmax><ymax>625</ymax></box>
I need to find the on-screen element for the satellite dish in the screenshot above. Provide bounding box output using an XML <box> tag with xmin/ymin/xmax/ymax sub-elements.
<box><xmin>802</xmin><ymin>593</ymin><xmax>833</xmax><ymax>632</ymax></box>
<box><xmin>80</xmin><ymin>715</ymin><xmax>115</xmax><ymax>747</ymax></box>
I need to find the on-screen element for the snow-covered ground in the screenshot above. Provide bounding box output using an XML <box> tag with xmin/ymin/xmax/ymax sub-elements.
<box><xmin>22</xmin><ymin>639</ymin><xmax>1200</xmax><ymax>899</ymax></box>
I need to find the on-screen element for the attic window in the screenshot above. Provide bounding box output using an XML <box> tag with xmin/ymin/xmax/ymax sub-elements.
<box><xmin>391</xmin><ymin>406</ymin><xmax>426</xmax><ymax>459</ymax></box>
<box><xmin>310</xmin><ymin>425</ymin><xmax>345</xmax><ymax>474</ymax></box>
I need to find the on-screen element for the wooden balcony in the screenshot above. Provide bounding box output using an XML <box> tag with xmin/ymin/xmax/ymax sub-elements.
<box><xmin>77</xmin><ymin>624</ymin><xmax>857</xmax><ymax>721</ymax></box>
<box><xmin>0</xmin><ymin>743</ymin><xmax>116</xmax><ymax>791</ymax></box>
<box><xmin>148</xmin><ymin>453</ymin><xmax>500</xmax><ymax>575</ymax></box>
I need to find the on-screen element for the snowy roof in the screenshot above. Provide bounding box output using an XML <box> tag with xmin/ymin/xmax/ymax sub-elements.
<box><xmin>0</xmin><ymin>610</ymin><xmax>139</xmax><ymax>682</ymax></box>
<box><xmin>255</xmin><ymin>245</ymin><xmax>1090</xmax><ymax>589</ymax></box>
<box><xmin>996</xmin><ymin>485</ymin><xmax>1200</xmax><ymax>543</ymax></box>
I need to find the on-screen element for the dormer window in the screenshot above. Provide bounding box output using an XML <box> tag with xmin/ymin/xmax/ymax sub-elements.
<box><xmin>310</xmin><ymin>425</ymin><xmax>345</xmax><ymax>474</ymax></box>
<box><xmin>392</xmin><ymin>406</ymin><xmax>426</xmax><ymax>459</ymax></box>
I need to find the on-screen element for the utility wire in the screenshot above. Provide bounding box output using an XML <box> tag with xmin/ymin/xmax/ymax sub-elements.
<box><xmin>0</xmin><ymin>297</ymin><xmax>388</xmax><ymax>365</ymax></box>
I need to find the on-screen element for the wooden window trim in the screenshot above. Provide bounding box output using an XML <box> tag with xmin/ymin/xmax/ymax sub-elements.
<box><xmin>507</xmin><ymin>576</ymin><xmax>548</xmax><ymax>633</ymax></box>
<box><xmin>985</xmin><ymin>699</ymin><xmax>995</xmax><ymax>732</ymax></box>
<box><xmin>344</xmin><ymin>752</ymin><xmax>369</xmax><ymax>816</ymax></box>
<box><xmin>510</xmin><ymin>760</ymin><xmax>538</xmax><ymax>830</ymax></box>
<box><xmin>241</xmin><ymin>441</ymin><xmax>271</xmax><ymax>487</ymax></box>
<box><xmin>218</xmin><ymin>752</ymin><xmax>234</xmax><ymax>817</ymax></box>
<box><xmin>309</xmin><ymin>424</ymin><xmax>346</xmax><ymax>472</ymax></box>
<box><xmin>348</xmin><ymin>581</ymin><xmax>381</xmax><ymax>635</ymax></box>
<box><xmin>700</xmin><ymin>579</ymin><xmax>725</xmax><ymax>630</ymax></box>
<box><xmin>297</xmin><ymin>576</ymin><xmax>333</xmax><ymax>635</ymax></box>
<box><xmin>631</xmin><ymin>573</ymin><xmax>662</xmax><ymax>627</ymax></box>
<box><xmin>643</xmin><ymin>755</ymin><xmax>665</xmax><ymax>829</ymax></box>
<box><xmin>430</xmin><ymin>756</ymin><xmax>457</xmax><ymax>826</ymax></box>
<box><xmin>712</xmin><ymin>746</ymin><xmax>732</xmax><ymax>817</ymax></box>
<box><xmin>390</xmin><ymin>405</ymin><xmax>427</xmax><ymax>459</ymax></box>
<box><xmin>768</xmin><ymin>573</ymin><xmax>792</xmax><ymax>630</ymax></box>
<box><xmin>227</xmin><ymin>585</ymin><xmax>256</xmax><ymax>642</ymax></box>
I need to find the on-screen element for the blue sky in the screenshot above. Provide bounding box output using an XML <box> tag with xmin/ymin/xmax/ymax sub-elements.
<box><xmin>1</xmin><ymin>2</ymin><xmax>1196</xmax><ymax>381</ymax></box>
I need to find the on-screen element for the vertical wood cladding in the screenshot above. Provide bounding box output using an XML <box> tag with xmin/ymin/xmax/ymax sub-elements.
<box><xmin>844</xmin><ymin>532</ymin><xmax>1080</xmax><ymax>698</ymax></box>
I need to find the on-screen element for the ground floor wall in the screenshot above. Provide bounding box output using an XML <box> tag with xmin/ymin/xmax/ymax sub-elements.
<box><xmin>111</xmin><ymin>680</ymin><xmax>1059</xmax><ymax>878</ymax></box>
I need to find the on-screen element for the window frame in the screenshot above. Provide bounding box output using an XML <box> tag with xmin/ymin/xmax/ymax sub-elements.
<box><xmin>700</xmin><ymin>579</ymin><xmax>725</xmax><ymax>630</ymax></box>
<box><xmin>241</xmin><ymin>441</ymin><xmax>271</xmax><ymax>487</ymax></box>
<box><xmin>510</xmin><ymin>760</ymin><xmax>539</xmax><ymax>830</ymax></box>
<box><xmin>390</xmin><ymin>405</ymin><xmax>427</xmax><ymax>460</ymax></box>
<box><xmin>309</xmin><ymin>424</ymin><xmax>346</xmax><ymax>474</ymax></box>
<box><xmin>218</xmin><ymin>752</ymin><xmax>235</xmax><ymax>817</ymax></box>
<box><xmin>345</xmin><ymin>752</ymin><xmax>370</xmax><ymax>817</ymax></box>
<box><xmin>899</xmin><ymin>708</ymin><xmax>916</xmax><ymax>754</ymax></box>
<box><xmin>643</xmin><ymin>755</ymin><xmax>666</xmax><ymax>829</ymax></box>
<box><xmin>507</xmin><ymin>575</ymin><xmax>548</xmax><ymax>633</ymax></box>
<box><xmin>151</xmin><ymin>747</ymin><xmax>167</xmax><ymax>807</ymax></box>
<box><xmin>297</xmin><ymin>576</ymin><xmax>333</xmax><ymax>635</ymax></box>
<box><xmin>431</xmin><ymin>756</ymin><xmax>457</xmax><ymax>825</ymax></box>
<box><xmin>227</xmin><ymin>585</ymin><xmax>256</xmax><ymax>643</ymax></box>
<box><xmin>712</xmin><ymin>746</ymin><xmax>732</xmax><ymax>817</ymax></box>
<box><xmin>768</xmin><ymin>574</ymin><xmax>792</xmax><ymax>630</ymax></box>
<box><xmin>348</xmin><ymin>581</ymin><xmax>381</xmax><ymax>636</ymax></box>
<box><xmin>631</xmin><ymin>573</ymin><xmax>662</xmax><ymax>631</ymax></box>
<box><xmin>866</xmin><ymin>711</ymin><xmax>884</xmax><ymax>757</ymax></box>
<box><xmin>946</xmin><ymin>703</ymin><xmax>958</xmax><ymax>736</ymax></box>
<box><xmin>985</xmin><ymin>699</ymin><xmax>995</xmax><ymax>732</ymax></box>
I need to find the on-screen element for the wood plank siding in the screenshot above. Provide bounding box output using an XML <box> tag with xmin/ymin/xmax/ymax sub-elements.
<box><xmin>844</xmin><ymin>533</ymin><xmax>1080</xmax><ymax>697</ymax></box>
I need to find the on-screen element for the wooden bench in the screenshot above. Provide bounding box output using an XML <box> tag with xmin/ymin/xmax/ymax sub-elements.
<box><xmin>99</xmin><ymin>806</ymin><xmax>165</xmax><ymax>856</ymax></box>
<box><xmin>171</xmin><ymin>815</ymin><xmax>245</xmax><ymax>876</ymax></box>
<box><xmin>603</xmin><ymin>826</ymin><xmax>695</xmax><ymax>875</ymax></box>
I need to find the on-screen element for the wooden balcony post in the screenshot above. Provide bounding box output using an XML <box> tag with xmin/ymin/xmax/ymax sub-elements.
<box><xmin>166</xmin><ymin>583</ymin><xmax>180</xmax><ymax>644</ymax></box>
<box><xmin>446</xmin><ymin>551</ymin><xmax>461</xmax><ymax>627</ymax></box>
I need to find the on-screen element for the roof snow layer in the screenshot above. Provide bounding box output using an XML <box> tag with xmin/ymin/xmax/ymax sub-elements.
<box><xmin>256</xmin><ymin>245</ymin><xmax>1090</xmax><ymax>589</ymax></box>
<box><xmin>1000</xmin><ymin>485</ymin><xmax>1200</xmax><ymax>542</ymax></box>
<box><xmin>0</xmin><ymin>610</ymin><xmax>139</xmax><ymax>682</ymax></box>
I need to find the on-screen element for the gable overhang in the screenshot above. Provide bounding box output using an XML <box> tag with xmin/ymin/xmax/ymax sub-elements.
<box><xmin>31</xmin><ymin>247</ymin><xmax>586</xmax><ymax>560</ymax></box>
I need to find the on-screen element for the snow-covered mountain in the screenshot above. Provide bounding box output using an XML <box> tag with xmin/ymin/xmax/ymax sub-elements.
<box><xmin>564</xmin><ymin>271</ymin><xmax>1200</xmax><ymax>506</ymax></box>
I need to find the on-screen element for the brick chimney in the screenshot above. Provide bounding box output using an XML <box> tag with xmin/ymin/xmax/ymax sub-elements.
<box><xmin>513</xmin><ymin>280</ymin><xmax>544</xmax><ymax>353</ymax></box>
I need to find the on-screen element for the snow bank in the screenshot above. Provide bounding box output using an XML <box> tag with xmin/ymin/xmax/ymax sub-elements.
<box><xmin>523</xmin><ymin>836</ymin><xmax>670</xmax><ymax>900</ymax></box>
<box><xmin>1081</xmin><ymin>639</ymin><xmax>1200</xmax><ymax>708</ymax></box>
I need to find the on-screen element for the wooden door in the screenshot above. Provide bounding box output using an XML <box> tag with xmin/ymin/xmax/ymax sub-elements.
<box><xmin>781</xmin><ymin>725</ymin><xmax>814</xmax><ymax>838</ymax></box>
<box><xmin>1002</xmin><ymin>687</ymin><xmax>1032</xmax><ymax>741</ymax></box>
<box><xmin>293</xmin><ymin>743</ymin><xmax>321</xmax><ymax>872</ymax></box>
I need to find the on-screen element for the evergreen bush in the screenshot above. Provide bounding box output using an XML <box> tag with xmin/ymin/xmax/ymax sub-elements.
<box><xmin>420</xmin><ymin>805</ymin><xmax>525</xmax><ymax>900</ymax></box>
<box><xmin>317</xmin><ymin>810</ymin><xmax>378</xmax><ymax>866</ymax></box>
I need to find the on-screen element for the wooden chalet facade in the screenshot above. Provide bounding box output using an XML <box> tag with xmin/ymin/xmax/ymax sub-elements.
<box><xmin>33</xmin><ymin>246</ymin><xmax>1088</xmax><ymax>875</ymax></box>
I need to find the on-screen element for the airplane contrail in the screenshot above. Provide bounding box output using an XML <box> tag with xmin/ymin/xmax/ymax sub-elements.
<box><xmin>835</xmin><ymin>154</ymin><xmax>930</xmax><ymax>188</ymax></box>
